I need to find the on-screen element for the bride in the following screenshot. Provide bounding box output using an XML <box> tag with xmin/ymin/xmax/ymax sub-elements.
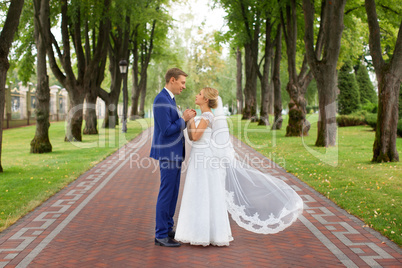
<box><xmin>174</xmin><ymin>87</ymin><xmax>303</xmax><ymax>246</ymax></box>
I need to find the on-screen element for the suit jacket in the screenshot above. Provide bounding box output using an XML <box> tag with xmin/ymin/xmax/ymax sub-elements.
<box><xmin>150</xmin><ymin>88</ymin><xmax>186</xmax><ymax>161</ymax></box>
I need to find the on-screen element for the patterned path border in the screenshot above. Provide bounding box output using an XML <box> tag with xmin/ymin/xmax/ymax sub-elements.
<box><xmin>0</xmin><ymin>128</ymin><xmax>400</xmax><ymax>267</ymax></box>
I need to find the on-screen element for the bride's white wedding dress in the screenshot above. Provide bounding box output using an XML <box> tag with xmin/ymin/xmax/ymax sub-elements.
<box><xmin>175</xmin><ymin>112</ymin><xmax>233</xmax><ymax>246</ymax></box>
<box><xmin>175</xmin><ymin>98</ymin><xmax>304</xmax><ymax>246</ymax></box>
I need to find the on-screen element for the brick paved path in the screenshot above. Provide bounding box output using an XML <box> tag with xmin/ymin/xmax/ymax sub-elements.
<box><xmin>0</xmin><ymin>128</ymin><xmax>401</xmax><ymax>267</ymax></box>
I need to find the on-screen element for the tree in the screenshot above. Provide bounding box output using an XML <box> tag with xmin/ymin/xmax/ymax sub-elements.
<box><xmin>399</xmin><ymin>84</ymin><xmax>402</xmax><ymax>119</ymax></box>
<box><xmin>355</xmin><ymin>62</ymin><xmax>377</xmax><ymax>104</ymax></box>
<box><xmin>272</xmin><ymin>24</ymin><xmax>283</xmax><ymax>130</ymax></box>
<box><xmin>257</xmin><ymin>15</ymin><xmax>274</xmax><ymax>126</ymax></box>
<box><xmin>280</xmin><ymin>0</ymin><xmax>314</xmax><ymax>137</ymax></box>
<box><xmin>0</xmin><ymin>0</ymin><xmax>25</xmax><ymax>172</ymax></box>
<box><xmin>129</xmin><ymin>18</ymin><xmax>156</xmax><ymax>119</ymax></box>
<box><xmin>82</xmin><ymin>1</ymin><xmax>111</xmax><ymax>135</ymax></box>
<box><xmin>218</xmin><ymin>0</ymin><xmax>263</xmax><ymax>121</ymax></box>
<box><xmin>129</xmin><ymin>1</ymin><xmax>171</xmax><ymax>119</ymax></box>
<box><xmin>98</xmin><ymin>0</ymin><xmax>130</xmax><ymax>129</ymax></box>
<box><xmin>338</xmin><ymin>61</ymin><xmax>360</xmax><ymax>115</ymax></box>
<box><xmin>30</xmin><ymin>0</ymin><xmax>52</xmax><ymax>153</ymax></box>
<box><xmin>236</xmin><ymin>46</ymin><xmax>243</xmax><ymax>114</ymax></box>
<box><xmin>365</xmin><ymin>0</ymin><xmax>402</xmax><ymax>162</ymax></box>
<box><xmin>303</xmin><ymin>0</ymin><xmax>347</xmax><ymax>146</ymax></box>
<box><xmin>45</xmin><ymin>0</ymin><xmax>110</xmax><ymax>141</ymax></box>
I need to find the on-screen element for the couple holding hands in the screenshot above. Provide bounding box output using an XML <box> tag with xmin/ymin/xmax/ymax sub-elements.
<box><xmin>150</xmin><ymin>68</ymin><xmax>303</xmax><ymax>247</ymax></box>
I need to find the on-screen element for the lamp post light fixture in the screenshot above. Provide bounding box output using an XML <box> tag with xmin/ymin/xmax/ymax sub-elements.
<box><xmin>119</xmin><ymin>59</ymin><xmax>128</xmax><ymax>133</ymax></box>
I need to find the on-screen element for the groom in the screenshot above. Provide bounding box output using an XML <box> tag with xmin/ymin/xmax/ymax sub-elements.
<box><xmin>150</xmin><ymin>68</ymin><xmax>196</xmax><ymax>247</ymax></box>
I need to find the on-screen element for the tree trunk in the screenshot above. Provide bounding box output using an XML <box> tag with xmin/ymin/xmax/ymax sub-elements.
<box><xmin>65</xmin><ymin>90</ymin><xmax>85</xmax><ymax>141</ymax></box>
<box><xmin>272</xmin><ymin>24</ymin><xmax>283</xmax><ymax>130</ymax></box>
<box><xmin>236</xmin><ymin>47</ymin><xmax>243</xmax><ymax>114</ymax></box>
<box><xmin>0</xmin><ymin>0</ymin><xmax>25</xmax><ymax>171</ymax></box>
<box><xmin>372</xmin><ymin>76</ymin><xmax>400</xmax><ymax>162</ymax></box>
<box><xmin>282</xmin><ymin>0</ymin><xmax>311</xmax><ymax>136</ymax></box>
<box><xmin>139</xmin><ymin>74</ymin><xmax>147</xmax><ymax>118</ymax></box>
<box><xmin>315</xmin><ymin>69</ymin><xmax>338</xmax><ymax>146</ymax></box>
<box><xmin>130</xmin><ymin>29</ymin><xmax>141</xmax><ymax>120</ymax></box>
<box><xmin>130</xmin><ymin>79</ymin><xmax>141</xmax><ymax>119</ymax></box>
<box><xmin>303</xmin><ymin>0</ymin><xmax>346</xmax><ymax>146</ymax></box>
<box><xmin>258</xmin><ymin>19</ymin><xmax>273</xmax><ymax>126</ymax></box>
<box><xmin>258</xmin><ymin>76</ymin><xmax>270</xmax><ymax>125</ymax></box>
<box><xmin>286</xmin><ymin>84</ymin><xmax>309</xmax><ymax>136</ymax></box>
<box><xmin>0</xmin><ymin>66</ymin><xmax>6</xmax><ymax>172</ymax></box>
<box><xmin>242</xmin><ymin>42</ymin><xmax>258</xmax><ymax>121</ymax></box>
<box><xmin>268</xmin><ymin>57</ymin><xmax>274</xmax><ymax>115</ymax></box>
<box><xmin>364</xmin><ymin>0</ymin><xmax>402</xmax><ymax>162</ymax></box>
<box><xmin>31</xmin><ymin>0</ymin><xmax>52</xmax><ymax>153</ymax></box>
<box><xmin>83</xmin><ymin>89</ymin><xmax>98</xmax><ymax>134</ymax></box>
<box><xmin>102</xmin><ymin>98</ymin><xmax>119</xmax><ymax>128</ymax></box>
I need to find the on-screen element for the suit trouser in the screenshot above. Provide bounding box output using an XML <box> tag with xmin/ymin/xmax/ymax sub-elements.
<box><xmin>155</xmin><ymin>160</ymin><xmax>182</xmax><ymax>239</ymax></box>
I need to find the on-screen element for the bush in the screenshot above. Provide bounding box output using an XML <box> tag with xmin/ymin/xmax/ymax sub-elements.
<box><xmin>355</xmin><ymin>63</ymin><xmax>377</xmax><ymax>104</ymax></box>
<box><xmin>337</xmin><ymin>114</ymin><xmax>366</xmax><ymax>127</ymax></box>
<box><xmin>361</xmin><ymin>102</ymin><xmax>378</xmax><ymax>114</ymax></box>
<box><xmin>306</xmin><ymin>105</ymin><xmax>319</xmax><ymax>114</ymax></box>
<box><xmin>364</xmin><ymin>114</ymin><xmax>402</xmax><ymax>138</ymax></box>
<box><xmin>365</xmin><ymin>113</ymin><xmax>377</xmax><ymax>130</ymax></box>
<box><xmin>338</xmin><ymin>61</ymin><xmax>361</xmax><ymax>115</ymax></box>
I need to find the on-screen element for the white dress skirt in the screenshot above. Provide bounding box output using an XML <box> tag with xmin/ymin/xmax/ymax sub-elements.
<box><xmin>175</xmin><ymin>112</ymin><xmax>233</xmax><ymax>246</ymax></box>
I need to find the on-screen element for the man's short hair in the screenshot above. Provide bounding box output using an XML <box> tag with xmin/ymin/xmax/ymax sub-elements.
<box><xmin>165</xmin><ymin>68</ymin><xmax>188</xmax><ymax>84</ymax></box>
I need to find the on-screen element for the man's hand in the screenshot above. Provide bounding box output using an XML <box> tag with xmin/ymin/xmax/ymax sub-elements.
<box><xmin>182</xmin><ymin>109</ymin><xmax>196</xmax><ymax>122</ymax></box>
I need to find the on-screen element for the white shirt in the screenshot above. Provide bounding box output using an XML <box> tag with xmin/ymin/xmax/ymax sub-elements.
<box><xmin>164</xmin><ymin>87</ymin><xmax>175</xmax><ymax>100</ymax></box>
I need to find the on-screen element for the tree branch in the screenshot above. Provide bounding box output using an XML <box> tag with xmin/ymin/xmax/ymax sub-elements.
<box><xmin>345</xmin><ymin>5</ymin><xmax>364</xmax><ymax>15</ymax></box>
<box><xmin>239</xmin><ymin>0</ymin><xmax>252</xmax><ymax>41</ymax></box>
<box><xmin>302</xmin><ymin>0</ymin><xmax>318</xmax><ymax>69</ymax></box>
<box><xmin>60</xmin><ymin>0</ymin><xmax>76</xmax><ymax>82</ymax></box>
<box><xmin>365</xmin><ymin>0</ymin><xmax>384</xmax><ymax>72</ymax></box>
<box><xmin>0</xmin><ymin>0</ymin><xmax>24</xmax><ymax>54</ymax></box>
<box><xmin>379</xmin><ymin>4</ymin><xmax>402</xmax><ymax>16</ymax></box>
<box><xmin>390</xmin><ymin>21</ymin><xmax>402</xmax><ymax>80</ymax></box>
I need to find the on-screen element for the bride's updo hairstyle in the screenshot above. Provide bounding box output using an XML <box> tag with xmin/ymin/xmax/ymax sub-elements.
<box><xmin>203</xmin><ymin>87</ymin><xmax>219</xmax><ymax>109</ymax></box>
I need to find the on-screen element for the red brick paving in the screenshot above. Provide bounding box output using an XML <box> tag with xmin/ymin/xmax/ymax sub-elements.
<box><xmin>0</xmin><ymin>128</ymin><xmax>401</xmax><ymax>267</ymax></box>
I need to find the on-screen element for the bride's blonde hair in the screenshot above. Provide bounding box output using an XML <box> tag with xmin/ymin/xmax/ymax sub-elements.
<box><xmin>203</xmin><ymin>87</ymin><xmax>219</xmax><ymax>109</ymax></box>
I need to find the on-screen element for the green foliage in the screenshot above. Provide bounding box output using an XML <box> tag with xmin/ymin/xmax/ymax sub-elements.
<box><xmin>337</xmin><ymin>114</ymin><xmax>366</xmax><ymax>127</ymax></box>
<box><xmin>338</xmin><ymin>62</ymin><xmax>361</xmax><ymax>115</ymax></box>
<box><xmin>306</xmin><ymin>79</ymin><xmax>318</xmax><ymax>107</ymax></box>
<box><xmin>361</xmin><ymin>102</ymin><xmax>378</xmax><ymax>114</ymax></box>
<box><xmin>340</xmin><ymin>8</ymin><xmax>368</xmax><ymax>68</ymax></box>
<box><xmin>365</xmin><ymin>113</ymin><xmax>377</xmax><ymax>130</ymax></box>
<box><xmin>355</xmin><ymin>62</ymin><xmax>377</xmax><ymax>104</ymax></box>
<box><xmin>374</xmin><ymin>0</ymin><xmax>402</xmax><ymax>61</ymax></box>
<box><xmin>398</xmin><ymin>120</ymin><xmax>402</xmax><ymax>137</ymax></box>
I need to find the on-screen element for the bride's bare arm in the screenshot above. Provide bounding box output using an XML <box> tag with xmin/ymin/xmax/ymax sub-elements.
<box><xmin>187</xmin><ymin>120</ymin><xmax>194</xmax><ymax>140</ymax></box>
<box><xmin>187</xmin><ymin>118</ymin><xmax>209</xmax><ymax>141</ymax></box>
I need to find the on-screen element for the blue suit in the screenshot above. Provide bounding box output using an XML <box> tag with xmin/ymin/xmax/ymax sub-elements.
<box><xmin>150</xmin><ymin>88</ymin><xmax>186</xmax><ymax>239</ymax></box>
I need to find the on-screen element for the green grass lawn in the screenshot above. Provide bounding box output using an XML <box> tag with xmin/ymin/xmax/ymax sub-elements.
<box><xmin>0</xmin><ymin>119</ymin><xmax>152</xmax><ymax>231</ymax></box>
<box><xmin>229</xmin><ymin>114</ymin><xmax>402</xmax><ymax>246</ymax></box>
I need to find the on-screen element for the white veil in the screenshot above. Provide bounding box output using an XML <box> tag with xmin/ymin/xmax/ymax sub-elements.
<box><xmin>211</xmin><ymin>97</ymin><xmax>303</xmax><ymax>234</ymax></box>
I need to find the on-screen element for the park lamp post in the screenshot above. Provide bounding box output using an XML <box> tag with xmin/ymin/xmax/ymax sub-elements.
<box><xmin>119</xmin><ymin>59</ymin><xmax>128</xmax><ymax>133</ymax></box>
